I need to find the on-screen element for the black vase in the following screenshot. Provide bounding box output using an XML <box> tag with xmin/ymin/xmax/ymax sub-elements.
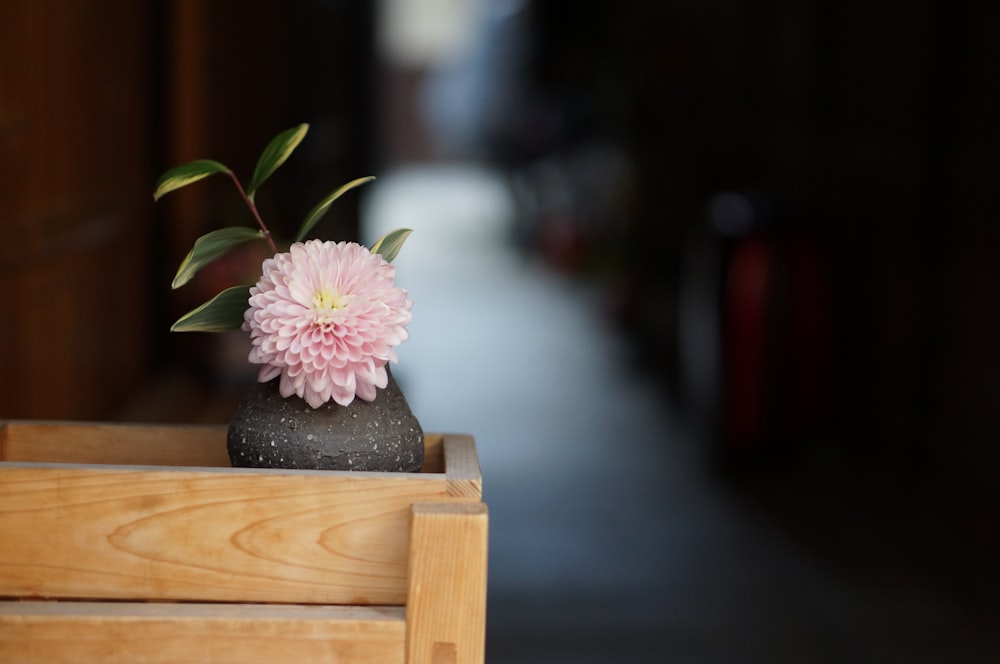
<box><xmin>227</xmin><ymin>369</ymin><xmax>424</xmax><ymax>472</ymax></box>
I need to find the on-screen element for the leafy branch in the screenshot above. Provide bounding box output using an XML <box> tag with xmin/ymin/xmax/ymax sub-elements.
<box><xmin>154</xmin><ymin>123</ymin><xmax>410</xmax><ymax>332</ymax></box>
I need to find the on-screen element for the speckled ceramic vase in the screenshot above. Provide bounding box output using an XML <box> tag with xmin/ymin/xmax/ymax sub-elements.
<box><xmin>226</xmin><ymin>369</ymin><xmax>424</xmax><ymax>472</ymax></box>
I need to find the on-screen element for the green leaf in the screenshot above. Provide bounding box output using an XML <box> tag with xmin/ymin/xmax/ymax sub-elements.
<box><xmin>171</xmin><ymin>227</ymin><xmax>265</xmax><ymax>289</ymax></box>
<box><xmin>170</xmin><ymin>285</ymin><xmax>252</xmax><ymax>332</ymax></box>
<box><xmin>246</xmin><ymin>123</ymin><xmax>309</xmax><ymax>201</ymax></box>
<box><xmin>369</xmin><ymin>228</ymin><xmax>412</xmax><ymax>263</ymax></box>
<box><xmin>293</xmin><ymin>176</ymin><xmax>376</xmax><ymax>243</ymax></box>
<box><xmin>153</xmin><ymin>160</ymin><xmax>230</xmax><ymax>200</ymax></box>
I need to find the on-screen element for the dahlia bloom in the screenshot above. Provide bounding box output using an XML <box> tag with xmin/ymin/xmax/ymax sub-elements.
<box><xmin>244</xmin><ymin>239</ymin><xmax>412</xmax><ymax>408</ymax></box>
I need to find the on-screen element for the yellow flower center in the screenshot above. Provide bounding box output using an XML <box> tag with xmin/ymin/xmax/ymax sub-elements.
<box><xmin>313</xmin><ymin>289</ymin><xmax>343</xmax><ymax>324</ymax></box>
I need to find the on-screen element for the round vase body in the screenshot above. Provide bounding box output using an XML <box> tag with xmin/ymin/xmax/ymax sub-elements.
<box><xmin>227</xmin><ymin>371</ymin><xmax>424</xmax><ymax>472</ymax></box>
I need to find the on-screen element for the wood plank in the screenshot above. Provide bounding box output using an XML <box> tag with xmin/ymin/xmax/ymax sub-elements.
<box><xmin>406</xmin><ymin>502</ymin><xmax>489</xmax><ymax>664</ymax></box>
<box><xmin>0</xmin><ymin>463</ymin><xmax>471</xmax><ymax>604</ymax></box>
<box><xmin>0</xmin><ymin>422</ymin><xmax>230</xmax><ymax>466</ymax></box>
<box><xmin>439</xmin><ymin>434</ymin><xmax>482</xmax><ymax>497</ymax></box>
<box><xmin>0</xmin><ymin>1</ymin><xmax>152</xmax><ymax>421</ymax></box>
<box><xmin>0</xmin><ymin>602</ymin><xmax>404</xmax><ymax>664</ymax></box>
<box><xmin>0</xmin><ymin>422</ymin><xmax>451</xmax><ymax>472</ymax></box>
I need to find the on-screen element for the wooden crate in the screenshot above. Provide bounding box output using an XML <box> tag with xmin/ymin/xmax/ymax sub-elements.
<box><xmin>0</xmin><ymin>421</ymin><xmax>487</xmax><ymax>664</ymax></box>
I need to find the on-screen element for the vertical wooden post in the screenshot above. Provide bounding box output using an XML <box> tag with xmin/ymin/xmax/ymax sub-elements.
<box><xmin>406</xmin><ymin>503</ymin><xmax>488</xmax><ymax>664</ymax></box>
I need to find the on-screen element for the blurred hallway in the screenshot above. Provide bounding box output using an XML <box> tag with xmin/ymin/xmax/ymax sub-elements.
<box><xmin>364</xmin><ymin>165</ymin><xmax>999</xmax><ymax>663</ymax></box>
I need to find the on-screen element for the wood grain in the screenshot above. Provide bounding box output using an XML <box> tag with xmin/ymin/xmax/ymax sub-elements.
<box><xmin>1</xmin><ymin>466</ymin><xmax>418</xmax><ymax>603</ymax></box>
<box><xmin>0</xmin><ymin>423</ymin><xmax>487</xmax><ymax>661</ymax></box>
<box><xmin>0</xmin><ymin>602</ymin><xmax>404</xmax><ymax>664</ymax></box>
<box><xmin>0</xmin><ymin>427</ymin><xmax>481</xmax><ymax>605</ymax></box>
<box><xmin>0</xmin><ymin>422</ymin><xmax>230</xmax><ymax>466</ymax></box>
<box><xmin>0</xmin><ymin>422</ymin><xmax>455</xmax><ymax>473</ymax></box>
<box><xmin>406</xmin><ymin>503</ymin><xmax>489</xmax><ymax>664</ymax></box>
<box><xmin>0</xmin><ymin>1</ymin><xmax>152</xmax><ymax>420</ymax></box>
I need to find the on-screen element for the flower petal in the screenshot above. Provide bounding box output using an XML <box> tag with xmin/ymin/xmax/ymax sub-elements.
<box><xmin>243</xmin><ymin>239</ymin><xmax>412</xmax><ymax>408</ymax></box>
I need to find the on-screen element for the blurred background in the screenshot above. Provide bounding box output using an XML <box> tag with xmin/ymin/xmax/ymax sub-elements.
<box><xmin>2</xmin><ymin>0</ymin><xmax>998</xmax><ymax>661</ymax></box>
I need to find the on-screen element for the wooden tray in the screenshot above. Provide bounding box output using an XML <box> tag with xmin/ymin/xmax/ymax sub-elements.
<box><xmin>0</xmin><ymin>421</ymin><xmax>487</xmax><ymax>664</ymax></box>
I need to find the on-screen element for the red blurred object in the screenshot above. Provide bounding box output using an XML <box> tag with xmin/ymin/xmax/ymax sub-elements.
<box><xmin>720</xmin><ymin>231</ymin><xmax>833</xmax><ymax>456</ymax></box>
<box><xmin>722</xmin><ymin>235</ymin><xmax>774</xmax><ymax>450</ymax></box>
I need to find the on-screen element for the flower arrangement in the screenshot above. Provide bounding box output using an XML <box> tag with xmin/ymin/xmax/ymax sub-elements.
<box><xmin>154</xmin><ymin>123</ymin><xmax>412</xmax><ymax>409</ymax></box>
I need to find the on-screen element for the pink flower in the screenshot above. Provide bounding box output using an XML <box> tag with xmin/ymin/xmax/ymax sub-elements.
<box><xmin>243</xmin><ymin>239</ymin><xmax>412</xmax><ymax>408</ymax></box>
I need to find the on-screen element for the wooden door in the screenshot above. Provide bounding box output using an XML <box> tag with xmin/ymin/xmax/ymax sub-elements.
<box><xmin>0</xmin><ymin>1</ymin><xmax>153</xmax><ymax>419</ymax></box>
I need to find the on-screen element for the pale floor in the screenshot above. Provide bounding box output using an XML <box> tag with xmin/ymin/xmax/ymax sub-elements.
<box><xmin>121</xmin><ymin>164</ymin><xmax>999</xmax><ymax>662</ymax></box>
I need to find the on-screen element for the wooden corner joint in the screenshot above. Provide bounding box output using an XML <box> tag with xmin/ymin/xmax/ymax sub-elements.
<box><xmin>405</xmin><ymin>502</ymin><xmax>488</xmax><ymax>664</ymax></box>
<box><xmin>431</xmin><ymin>641</ymin><xmax>458</xmax><ymax>664</ymax></box>
<box><xmin>445</xmin><ymin>478</ymin><xmax>483</xmax><ymax>500</ymax></box>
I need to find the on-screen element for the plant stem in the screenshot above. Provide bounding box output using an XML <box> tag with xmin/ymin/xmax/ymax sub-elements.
<box><xmin>227</xmin><ymin>170</ymin><xmax>278</xmax><ymax>254</ymax></box>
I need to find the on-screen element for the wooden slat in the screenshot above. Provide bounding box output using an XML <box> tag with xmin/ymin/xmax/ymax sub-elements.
<box><xmin>0</xmin><ymin>422</ymin><xmax>452</xmax><ymax>473</ymax></box>
<box><xmin>406</xmin><ymin>502</ymin><xmax>489</xmax><ymax>664</ymax></box>
<box><xmin>0</xmin><ymin>422</ymin><xmax>230</xmax><ymax>466</ymax></box>
<box><xmin>0</xmin><ymin>435</ymin><xmax>481</xmax><ymax>604</ymax></box>
<box><xmin>438</xmin><ymin>434</ymin><xmax>482</xmax><ymax>498</ymax></box>
<box><xmin>0</xmin><ymin>425</ymin><xmax>488</xmax><ymax>660</ymax></box>
<box><xmin>0</xmin><ymin>1</ymin><xmax>152</xmax><ymax>421</ymax></box>
<box><xmin>0</xmin><ymin>602</ymin><xmax>404</xmax><ymax>664</ymax></box>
